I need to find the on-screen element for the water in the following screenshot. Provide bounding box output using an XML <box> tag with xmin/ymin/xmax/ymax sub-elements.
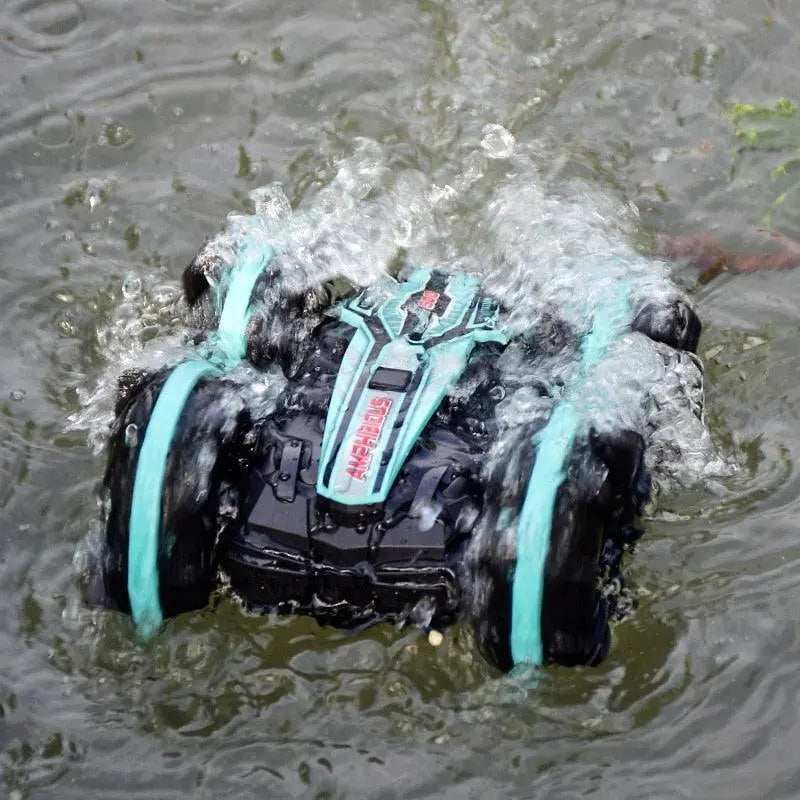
<box><xmin>2</xmin><ymin>1</ymin><xmax>800</xmax><ymax>797</ymax></box>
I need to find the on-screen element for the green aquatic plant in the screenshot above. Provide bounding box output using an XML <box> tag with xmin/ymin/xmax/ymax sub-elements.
<box><xmin>725</xmin><ymin>97</ymin><xmax>800</xmax><ymax>227</ymax></box>
<box><xmin>725</xmin><ymin>97</ymin><xmax>799</xmax><ymax>146</ymax></box>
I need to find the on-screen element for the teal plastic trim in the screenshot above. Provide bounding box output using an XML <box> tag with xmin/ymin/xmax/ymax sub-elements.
<box><xmin>317</xmin><ymin>270</ymin><xmax>508</xmax><ymax>506</ymax></box>
<box><xmin>379</xmin><ymin>335</ymin><xmax>476</xmax><ymax>493</ymax></box>
<box><xmin>213</xmin><ymin>243</ymin><xmax>273</xmax><ymax>363</ymax></box>
<box><xmin>511</xmin><ymin>277</ymin><xmax>631</xmax><ymax>666</ymax></box>
<box><xmin>376</xmin><ymin>268</ymin><xmax>428</xmax><ymax>337</ymax></box>
<box><xmin>510</xmin><ymin>402</ymin><xmax>579</xmax><ymax>665</ymax></box>
<box><xmin>316</xmin><ymin>305</ymin><xmax>376</xmax><ymax>481</ymax></box>
<box><xmin>127</xmin><ymin>237</ymin><xmax>274</xmax><ymax>639</ymax></box>
<box><xmin>128</xmin><ymin>359</ymin><xmax>221</xmax><ymax>638</ymax></box>
<box><xmin>375</xmin><ymin>270</ymin><xmax>482</xmax><ymax>344</ymax></box>
<box><xmin>318</xmin><ymin>326</ymin><xmax>509</xmax><ymax>506</ymax></box>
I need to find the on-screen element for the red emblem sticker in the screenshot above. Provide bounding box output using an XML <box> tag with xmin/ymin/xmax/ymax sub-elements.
<box><xmin>346</xmin><ymin>395</ymin><xmax>393</xmax><ymax>481</ymax></box>
<box><xmin>418</xmin><ymin>290</ymin><xmax>440</xmax><ymax>311</ymax></box>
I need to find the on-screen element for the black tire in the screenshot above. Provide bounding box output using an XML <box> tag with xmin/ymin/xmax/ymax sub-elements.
<box><xmin>470</xmin><ymin>429</ymin><xmax>647</xmax><ymax>670</ymax></box>
<box><xmin>632</xmin><ymin>299</ymin><xmax>701</xmax><ymax>353</ymax></box>
<box><xmin>101</xmin><ymin>369</ymin><xmax>251</xmax><ymax>620</ymax></box>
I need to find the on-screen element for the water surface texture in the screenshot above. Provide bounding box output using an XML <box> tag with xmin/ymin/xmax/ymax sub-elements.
<box><xmin>2</xmin><ymin>1</ymin><xmax>800</xmax><ymax>798</ymax></box>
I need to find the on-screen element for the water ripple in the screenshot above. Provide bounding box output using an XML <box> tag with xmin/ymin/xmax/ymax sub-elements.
<box><xmin>3</xmin><ymin>0</ymin><xmax>800</xmax><ymax>797</ymax></box>
<box><xmin>4</xmin><ymin>0</ymin><xmax>85</xmax><ymax>56</ymax></box>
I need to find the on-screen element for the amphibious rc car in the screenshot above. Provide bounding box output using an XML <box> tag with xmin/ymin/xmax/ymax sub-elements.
<box><xmin>98</xmin><ymin>208</ymin><xmax>702</xmax><ymax>671</ymax></box>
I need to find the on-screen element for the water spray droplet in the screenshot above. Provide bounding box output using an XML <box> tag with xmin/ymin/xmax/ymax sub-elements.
<box><xmin>394</xmin><ymin>217</ymin><xmax>413</xmax><ymax>247</ymax></box>
<box><xmin>121</xmin><ymin>273</ymin><xmax>142</xmax><ymax>300</ymax></box>
<box><xmin>250</xmin><ymin>183</ymin><xmax>291</xmax><ymax>222</ymax></box>
<box><xmin>416</xmin><ymin>501</ymin><xmax>442</xmax><ymax>531</ymax></box>
<box><xmin>125</xmin><ymin>423</ymin><xmax>138</xmax><ymax>447</ymax></box>
<box><xmin>481</xmin><ymin>123</ymin><xmax>515</xmax><ymax>159</ymax></box>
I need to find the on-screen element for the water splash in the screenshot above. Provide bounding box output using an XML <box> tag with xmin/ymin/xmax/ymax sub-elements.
<box><xmin>71</xmin><ymin>135</ymin><xmax>733</xmax><ymax>612</ymax></box>
<box><xmin>481</xmin><ymin>123</ymin><xmax>516</xmax><ymax>159</ymax></box>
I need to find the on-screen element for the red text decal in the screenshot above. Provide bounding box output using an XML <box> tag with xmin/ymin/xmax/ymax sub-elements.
<box><xmin>346</xmin><ymin>396</ymin><xmax>393</xmax><ymax>481</ymax></box>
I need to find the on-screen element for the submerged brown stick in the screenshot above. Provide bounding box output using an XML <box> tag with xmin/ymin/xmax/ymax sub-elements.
<box><xmin>664</xmin><ymin>232</ymin><xmax>800</xmax><ymax>283</ymax></box>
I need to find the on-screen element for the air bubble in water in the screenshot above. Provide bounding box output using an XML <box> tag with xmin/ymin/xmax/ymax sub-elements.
<box><xmin>124</xmin><ymin>423</ymin><xmax>138</xmax><ymax>447</ymax></box>
<box><xmin>481</xmin><ymin>123</ymin><xmax>515</xmax><ymax>159</ymax></box>
<box><xmin>121</xmin><ymin>273</ymin><xmax>143</xmax><ymax>300</ymax></box>
<box><xmin>84</xmin><ymin>177</ymin><xmax>112</xmax><ymax>210</ymax></box>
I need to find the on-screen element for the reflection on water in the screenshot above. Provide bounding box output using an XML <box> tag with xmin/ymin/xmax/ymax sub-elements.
<box><xmin>3</xmin><ymin>0</ymin><xmax>800</xmax><ymax>797</ymax></box>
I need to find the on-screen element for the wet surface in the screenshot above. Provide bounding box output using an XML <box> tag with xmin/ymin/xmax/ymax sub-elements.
<box><xmin>2</xmin><ymin>1</ymin><xmax>800</xmax><ymax>797</ymax></box>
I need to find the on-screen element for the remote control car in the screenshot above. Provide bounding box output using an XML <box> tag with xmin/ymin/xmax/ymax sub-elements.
<box><xmin>97</xmin><ymin>208</ymin><xmax>703</xmax><ymax>671</ymax></box>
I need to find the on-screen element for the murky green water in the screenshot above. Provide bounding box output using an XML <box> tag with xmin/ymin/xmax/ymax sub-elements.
<box><xmin>2</xmin><ymin>1</ymin><xmax>800</xmax><ymax>797</ymax></box>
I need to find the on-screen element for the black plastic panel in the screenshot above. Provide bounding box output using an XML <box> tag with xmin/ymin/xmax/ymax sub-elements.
<box><xmin>368</xmin><ymin>367</ymin><xmax>413</xmax><ymax>392</ymax></box>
